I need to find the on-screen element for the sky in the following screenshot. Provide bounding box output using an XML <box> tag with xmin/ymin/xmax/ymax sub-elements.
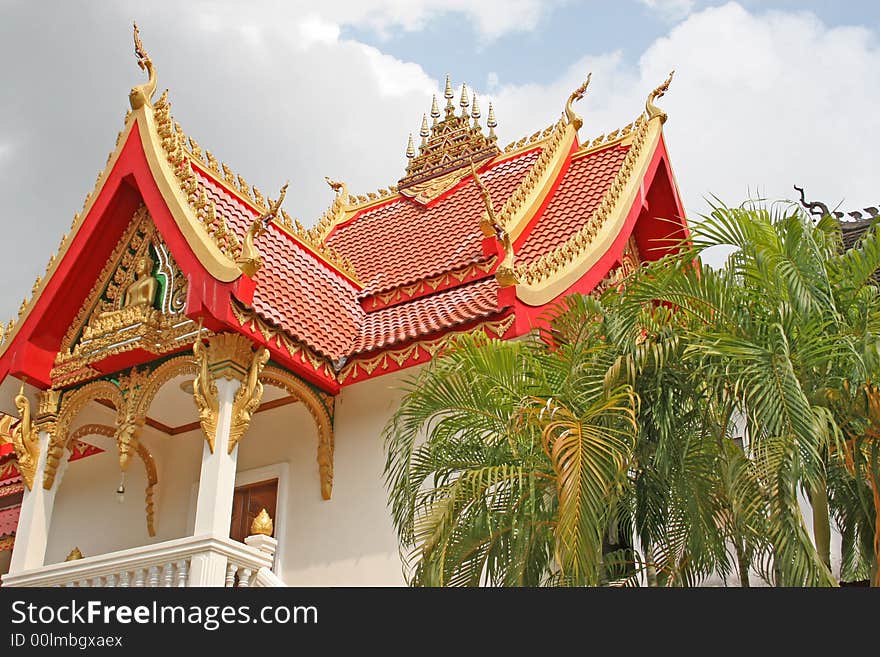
<box><xmin>0</xmin><ymin>0</ymin><xmax>878</xmax><ymax>323</ymax></box>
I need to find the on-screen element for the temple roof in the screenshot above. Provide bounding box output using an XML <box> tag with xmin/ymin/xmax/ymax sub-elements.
<box><xmin>0</xmin><ymin>28</ymin><xmax>687</xmax><ymax>391</ymax></box>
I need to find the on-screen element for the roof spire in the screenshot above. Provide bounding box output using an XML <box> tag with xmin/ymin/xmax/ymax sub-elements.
<box><xmin>129</xmin><ymin>22</ymin><xmax>157</xmax><ymax>109</ymax></box>
<box><xmin>459</xmin><ymin>83</ymin><xmax>469</xmax><ymax>117</ymax></box>
<box><xmin>471</xmin><ymin>94</ymin><xmax>481</xmax><ymax>128</ymax></box>
<box><xmin>646</xmin><ymin>70</ymin><xmax>674</xmax><ymax>123</ymax></box>
<box><xmin>444</xmin><ymin>74</ymin><xmax>455</xmax><ymax>117</ymax></box>
<box><xmin>430</xmin><ymin>94</ymin><xmax>441</xmax><ymax>126</ymax></box>
<box><xmin>405</xmin><ymin>133</ymin><xmax>415</xmax><ymax>159</ymax></box>
<box><xmin>419</xmin><ymin>114</ymin><xmax>430</xmax><ymax>146</ymax></box>
<box><xmin>486</xmin><ymin>101</ymin><xmax>497</xmax><ymax>141</ymax></box>
<box><xmin>564</xmin><ymin>72</ymin><xmax>592</xmax><ymax>130</ymax></box>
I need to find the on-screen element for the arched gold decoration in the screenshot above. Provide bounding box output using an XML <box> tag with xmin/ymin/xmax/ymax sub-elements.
<box><xmin>45</xmin><ymin>380</ymin><xmax>124</xmax><ymax>489</ymax></box>
<box><xmin>12</xmin><ymin>383</ymin><xmax>39</xmax><ymax>490</ymax></box>
<box><xmin>260</xmin><ymin>366</ymin><xmax>335</xmax><ymax>500</ymax></box>
<box><xmin>67</xmin><ymin>423</ymin><xmax>158</xmax><ymax>537</ymax></box>
<box><xmin>132</xmin><ymin>355</ymin><xmax>197</xmax><ymax>420</ymax></box>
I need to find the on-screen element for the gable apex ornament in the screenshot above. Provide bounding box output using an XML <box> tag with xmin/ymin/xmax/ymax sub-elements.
<box><xmin>645</xmin><ymin>70</ymin><xmax>674</xmax><ymax>124</ymax></box>
<box><xmin>129</xmin><ymin>22</ymin><xmax>157</xmax><ymax>110</ymax></box>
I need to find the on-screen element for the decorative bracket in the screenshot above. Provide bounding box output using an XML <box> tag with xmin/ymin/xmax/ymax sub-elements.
<box><xmin>12</xmin><ymin>383</ymin><xmax>40</xmax><ymax>491</ymax></box>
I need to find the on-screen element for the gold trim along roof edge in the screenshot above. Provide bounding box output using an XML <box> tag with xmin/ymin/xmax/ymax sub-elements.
<box><xmin>514</xmin><ymin>115</ymin><xmax>662</xmax><ymax>307</ymax></box>
<box><xmin>137</xmin><ymin>105</ymin><xmax>243</xmax><ymax>282</ymax></box>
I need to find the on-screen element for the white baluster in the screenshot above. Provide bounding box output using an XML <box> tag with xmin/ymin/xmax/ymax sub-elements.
<box><xmin>238</xmin><ymin>567</ymin><xmax>252</xmax><ymax>588</ymax></box>
<box><xmin>119</xmin><ymin>571</ymin><xmax>131</xmax><ymax>587</ymax></box>
<box><xmin>225</xmin><ymin>563</ymin><xmax>236</xmax><ymax>588</ymax></box>
<box><xmin>64</xmin><ymin>582</ymin><xmax>75</xmax><ymax>588</ymax></box>
<box><xmin>176</xmin><ymin>560</ymin><xmax>189</xmax><ymax>587</ymax></box>
<box><xmin>91</xmin><ymin>576</ymin><xmax>103</xmax><ymax>587</ymax></box>
<box><xmin>133</xmin><ymin>568</ymin><xmax>146</xmax><ymax>587</ymax></box>
<box><xmin>148</xmin><ymin>565</ymin><xmax>160</xmax><ymax>587</ymax></box>
<box><xmin>78</xmin><ymin>579</ymin><xmax>89</xmax><ymax>587</ymax></box>
<box><xmin>162</xmin><ymin>563</ymin><xmax>174</xmax><ymax>588</ymax></box>
<box><xmin>106</xmin><ymin>573</ymin><xmax>117</xmax><ymax>587</ymax></box>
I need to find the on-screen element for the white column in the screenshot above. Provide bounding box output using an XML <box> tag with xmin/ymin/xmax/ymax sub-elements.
<box><xmin>8</xmin><ymin>431</ymin><xmax>70</xmax><ymax>574</ymax></box>
<box><xmin>188</xmin><ymin>378</ymin><xmax>240</xmax><ymax>586</ymax></box>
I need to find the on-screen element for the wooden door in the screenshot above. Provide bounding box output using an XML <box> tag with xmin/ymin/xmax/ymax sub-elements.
<box><xmin>229</xmin><ymin>478</ymin><xmax>278</xmax><ymax>542</ymax></box>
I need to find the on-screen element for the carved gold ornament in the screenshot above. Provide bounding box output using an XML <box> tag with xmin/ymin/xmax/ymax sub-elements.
<box><xmin>12</xmin><ymin>383</ymin><xmax>40</xmax><ymax>491</ymax></box>
<box><xmin>192</xmin><ymin>332</ymin><xmax>269</xmax><ymax>453</ymax></box>
<box><xmin>227</xmin><ymin>346</ymin><xmax>270</xmax><ymax>454</ymax></box>
<box><xmin>65</xmin><ymin>547</ymin><xmax>84</xmax><ymax>561</ymax></box>
<box><xmin>51</xmin><ymin>205</ymin><xmax>195</xmax><ymax>388</ymax></box>
<box><xmin>646</xmin><ymin>70</ymin><xmax>675</xmax><ymax>124</ymax></box>
<box><xmin>564</xmin><ymin>72</ymin><xmax>592</xmax><ymax>130</ymax></box>
<box><xmin>237</xmin><ymin>182</ymin><xmax>288</xmax><ymax>278</ymax></box>
<box><xmin>250</xmin><ymin>508</ymin><xmax>274</xmax><ymax>536</ymax></box>
<box><xmin>398</xmin><ymin>75</ymin><xmax>500</xmax><ymax>204</ymax></box>
<box><xmin>470</xmin><ymin>162</ymin><xmax>518</xmax><ymax>287</ymax></box>
<box><xmin>129</xmin><ymin>23</ymin><xmax>156</xmax><ymax>110</ymax></box>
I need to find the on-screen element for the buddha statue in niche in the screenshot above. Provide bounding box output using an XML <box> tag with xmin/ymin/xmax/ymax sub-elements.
<box><xmin>122</xmin><ymin>255</ymin><xmax>158</xmax><ymax>309</ymax></box>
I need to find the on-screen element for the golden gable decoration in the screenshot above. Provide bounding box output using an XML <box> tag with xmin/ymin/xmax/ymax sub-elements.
<box><xmin>51</xmin><ymin>205</ymin><xmax>198</xmax><ymax>387</ymax></box>
<box><xmin>398</xmin><ymin>76</ymin><xmax>500</xmax><ymax>204</ymax></box>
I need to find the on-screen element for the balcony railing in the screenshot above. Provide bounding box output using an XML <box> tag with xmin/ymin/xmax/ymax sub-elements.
<box><xmin>1</xmin><ymin>534</ymin><xmax>282</xmax><ymax>588</ymax></box>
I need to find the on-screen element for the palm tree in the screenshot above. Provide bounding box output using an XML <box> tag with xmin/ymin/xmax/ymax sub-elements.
<box><xmin>383</xmin><ymin>196</ymin><xmax>880</xmax><ymax>586</ymax></box>
<box><xmin>628</xmin><ymin>198</ymin><xmax>880</xmax><ymax>585</ymax></box>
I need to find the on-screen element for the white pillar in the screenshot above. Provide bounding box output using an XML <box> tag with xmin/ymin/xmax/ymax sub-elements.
<box><xmin>189</xmin><ymin>378</ymin><xmax>240</xmax><ymax>586</ymax></box>
<box><xmin>8</xmin><ymin>431</ymin><xmax>70</xmax><ymax>574</ymax></box>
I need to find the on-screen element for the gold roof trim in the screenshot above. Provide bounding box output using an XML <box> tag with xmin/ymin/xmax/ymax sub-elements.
<box><xmin>485</xmin><ymin>74</ymin><xmax>591</xmax><ymax>243</ymax></box>
<box><xmin>572</xmin><ymin>116</ymin><xmax>642</xmax><ymax>159</ymax></box>
<box><xmin>515</xmin><ymin>113</ymin><xmax>659</xmax><ymax>305</ymax></box>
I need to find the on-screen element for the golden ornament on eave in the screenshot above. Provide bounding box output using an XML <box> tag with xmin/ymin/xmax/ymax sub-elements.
<box><xmin>250</xmin><ymin>508</ymin><xmax>274</xmax><ymax>536</ymax></box>
<box><xmin>65</xmin><ymin>547</ymin><xmax>84</xmax><ymax>561</ymax></box>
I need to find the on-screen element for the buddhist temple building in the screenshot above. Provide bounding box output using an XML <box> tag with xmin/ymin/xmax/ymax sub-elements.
<box><xmin>0</xmin><ymin>27</ymin><xmax>688</xmax><ymax>586</ymax></box>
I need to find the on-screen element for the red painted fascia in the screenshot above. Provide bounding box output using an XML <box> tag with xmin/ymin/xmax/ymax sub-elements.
<box><xmin>511</xmin><ymin>135</ymin><xmax>686</xmax><ymax>336</ymax></box>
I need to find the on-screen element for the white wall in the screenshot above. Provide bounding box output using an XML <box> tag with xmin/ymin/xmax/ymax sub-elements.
<box><xmin>235</xmin><ymin>367</ymin><xmax>413</xmax><ymax>586</ymax></box>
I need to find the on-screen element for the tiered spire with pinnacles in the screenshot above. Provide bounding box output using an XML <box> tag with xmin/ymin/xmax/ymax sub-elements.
<box><xmin>398</xmin><ymin>75</ymin><xmax>500</xmax><ymax>203</ymax></box>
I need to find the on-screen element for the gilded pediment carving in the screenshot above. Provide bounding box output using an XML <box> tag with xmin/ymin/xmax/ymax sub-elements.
<box><xmin>51</xmin><ymin>204</ymin><xmax>197</xmax><ymax>386</ymax></box>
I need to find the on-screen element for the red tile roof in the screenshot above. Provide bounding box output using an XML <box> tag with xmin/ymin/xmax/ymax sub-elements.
<box><xmin>517</xmin><ymin>143</ymin><xmax>629</xmax><ymax>265</ymax></box>
<box><xmin>327</xmin><ymin>151</ymin><xmax>539</xmax><ymax>292</ymax></box>
<box><xmin>198</xmin><ymin>136</ymin><xmax>638</xmax><ymax>368</ymax></box>
<box><xmin>350</xmin><ymin>277</ymin><xmax>503</xmax><ymax>354</ymax></box>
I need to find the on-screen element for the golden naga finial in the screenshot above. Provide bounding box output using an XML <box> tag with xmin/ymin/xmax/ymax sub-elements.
<box><xmin>646</xmin><ymin>70</ymin><xmax>674</xmax><ymax>124</ymax></box>
<box><xmin>237</xmin><ymin>182</ymin><xmax>288</xmax><ymax>277</ymax></box>
<box><xmin>12</xmin><ymin>381</ymin><xmax>40</xmax><ymax>491</ymax></box>
<box><xmin>250</xmin><ymin>508</ymin><xmax>274</xmax><ymax>536</ymax></box>
<box><xmin>129</xmin><ymin>22</ymin><xmax>157</xmax><ymax>110</ymax></box>
<box><xmin>564</xmin><ymin>72</ymin><xmax>592</xmax><ymax>131</ymax></box>
<box><xmin>324</xmin><ymin>176</ymin><xmax>346</xmax><ymax>196</ymax></box>
<box><xmin>470</xmin><ymin>162</ymin><xmax>518</xmax><ymax>287</ymax></box>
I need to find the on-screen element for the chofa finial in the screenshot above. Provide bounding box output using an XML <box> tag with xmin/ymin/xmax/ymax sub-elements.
<box><xmin>646</xmin><ymin>70</ymin><xmax>674</xmax><ymax>124</ymax></box>
<box><xmin>129</xmin><ymin>22</ymin><xmax>157</xmax><ymax>110</ymax></box>
<box><xmin>564</xmin><ymin>72</ymin><xmax>592</xmax><ymax>131</ymax></box>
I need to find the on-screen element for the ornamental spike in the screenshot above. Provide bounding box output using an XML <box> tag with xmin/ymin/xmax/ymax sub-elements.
<box><xmin>472</xmin><ymin>94</ymin><xmax>481</xmax><ymax>119</ymax></box>
<box><xmin>444</xmin><ymin>74</ymin><xmax>455</xmax><ymax>116</ymax></box>
<box><xmin>420</xmin><ymin>114</ymin><xmax>429</xmax><ymax>146</ymax></box>
<box><xmin>459</xmin><ymin>83</ymin><xmax>469</xmax><ymax>115</ymax></box>
<box><xmin>405</xmin><ymin>133</ymin><xmax>415</xmax><ymax>159</ymax></box>
<box><xmin>487</xmin><ymin>101</ymin><xmax>497</xmax><ymax>140</ymax></box>
<box><xmin>430</xmin><ymin>94</ymin><xmax>440</xmax><ymax>123</ymax></box>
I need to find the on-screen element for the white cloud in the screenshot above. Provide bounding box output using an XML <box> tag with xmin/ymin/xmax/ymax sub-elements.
<box><xmin>639</xmin><ymin>0</ymin><xmax>696</xmax><ymax>21</ymax></box>
<box><xmin>488</xmin><ymin>2</ymin><xmax>880</xmax><ymax>223</ymax></box>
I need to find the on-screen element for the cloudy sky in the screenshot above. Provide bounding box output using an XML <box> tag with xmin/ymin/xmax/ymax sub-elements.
<box><xmin>1</xmin><ymin>0</ymin><xmax>878</xmax><ymax>322</ymax></box>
